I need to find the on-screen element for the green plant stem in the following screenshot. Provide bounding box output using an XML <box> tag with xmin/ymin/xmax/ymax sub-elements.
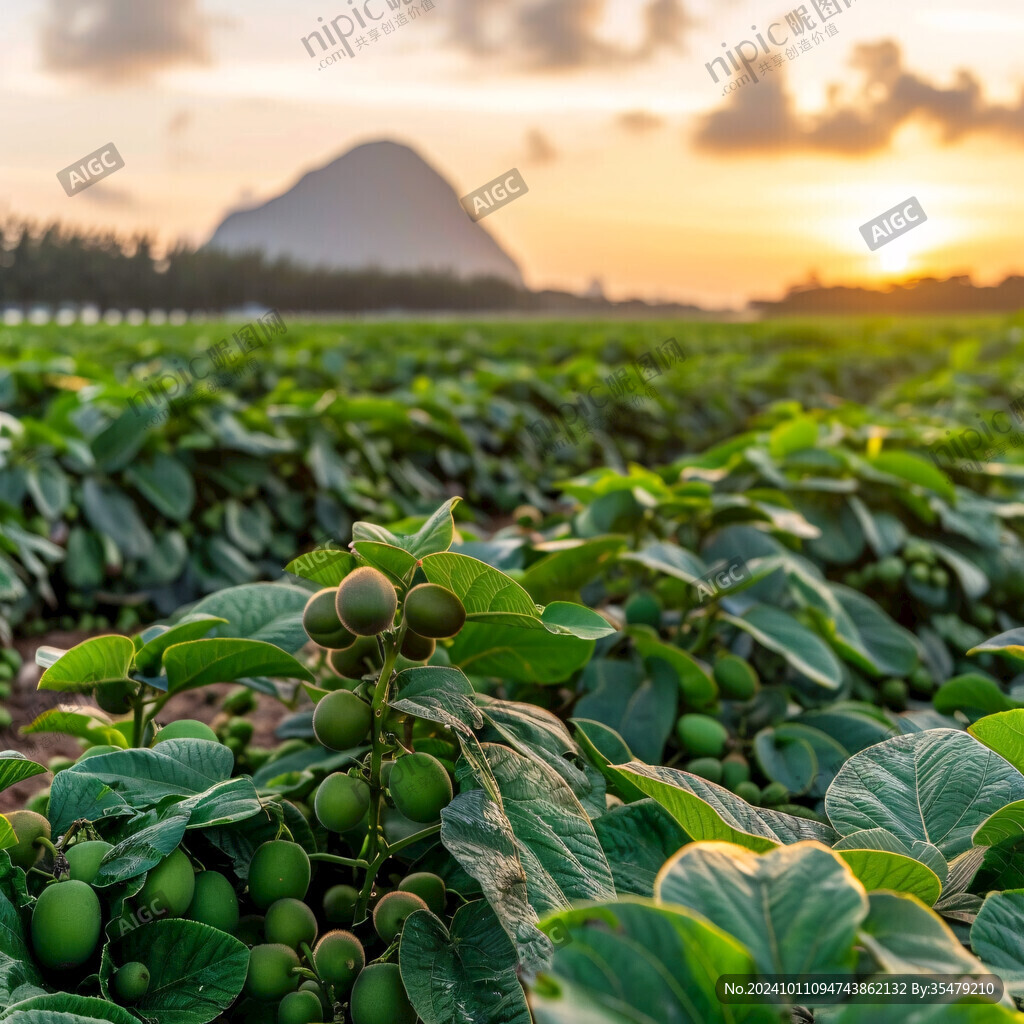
<box><xmin>309</xmin><ymin>853</ymin><xmax>369</xmax><ymax>869</ymax></box>
<box><xmin>132</xmin><ymin>696</ymin><xmax>145</xmax><ymax>748</ymax></box>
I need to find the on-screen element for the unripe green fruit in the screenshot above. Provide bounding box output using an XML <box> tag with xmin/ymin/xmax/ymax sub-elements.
<box><xmin>686</xmin><ymin>757</ymin><xmax>723</xmax><ymax>784</ymax></box>
<box><xmin>313</xmin><ymin>929</ymin><xmax>365</xmax><ymax>994</ymax></box>
<box><xmin>31</xmin><ymin>880</ymin><xmax>101</xmax><ymax>970</ymax></box>
<box><xmin>223</xmin><ymin>687</ymin><xmax>257</xmax><ymax>715</ymax></box>
<box><xmin>909</xmin><ymin>562</ymin><xmax>931</xmax><ymax>583</ymax></box>
<box><xmin>314</xmin><ymin>773</ymin><xmax>370</xmax><ymax>833</ymax></box>
<box><xmin>624</xmin><ymin>592</ymin><xmax>661</xmax><ymax>628</ymax></box>
<box><xmin>350</xmin><ymin>962</ymin><xmax>416</xmax><ymax>1024</ymax></box>
<box><xmin>114</xmin><ymin>961</ymin><xmax>150</xmax><ymax>1002</ymax></box>
<box><xmin>930</xmin><ymin>567</ymin><xmax>950</xmax><ymax>589</ymax></box>
<box><xmin>373</xmin><ymin>890</ymin><xmax>428</xmax><ymax>943</ymax></box>
<box><xmin>227</xmin><ymin>718</ymin><xmax>254</xmax><ymax>744</ymax></box>
<box><xmin>154</xmin><ymin>720</ymin><xmax>219</xmax><ymax>744</ymax></box>
<box><xmin>95</xmin><ymin>680</ymin><xmax>136</xmax><ymax>715</ymax></box>
<box><xmin>78</xmin><ymin>744</ymin><xmax>122</xmax><ymax>761</ymax></box>
<box><xmin>303</xmin><ymin>588</ymin><xmax>357</xmax><ymax>649</ymax></box>
<box><xmin>336</xmin><ymin>567</ymin><xmax>397</xmax><ymax>636</ymax></box>
<box><xmin>403</xmin><ymin>584</ymin><xmax>466</xmax><ymax>639</ymax></box>
<box><xmin>390</xmin><ymin>753</ymin><xmax>453</xmax><ymax>823</ymax></box>
<box><xmin>909</xmin><ymin>666</ymin><xmax>935</xmax><ymax>696</ymax></box>
<box><xmin>324</xmin><ymin>884</ymin><xmax>359</xmax><ymax>924</ymax></box>
<box><xmin>760</xmin><ymin>782</ymin><xmax>789</xmax><ymax>806</ymax></box>
<box><xmin>735</xmin><ymin>780</ymin><xmax>761</xmax><ymax>804</ymax></box>
<box><xmin>65</xmin><ymin>840</ymin><xmax>113</xmax><ymax>884</ymax></box>
<box><xmin>139</xmin><ymin>848</ymin><xmax>195</xmax><ymax>917</ymax></box>
<box><xmin>713</xmin><ymin>656</ymin><xmax>760</xmax><ymax>701</ymax></box>
<box><xmin>312</xmin><ymin>690</ymin><xmax>373</xmax><ymax>751</ymax></box>
<box><xmin>265</xmin><ymin>898</ymin><xmax>318</xmax><ymax>948</ymax></box>
<box><xmin>246</xmin><ymin>943</ymin><xmax>301</xmax><ymax>1000</ymax></box>
<box><xmin>6</xmin><ymin>810</ymin><xmax>50</xmax><ymax>871</ymax></box>
<box><xmin>400</xmin><ymin>630</ymin><xmax>436</xmax><ymax>662</ymax></box>
<box><xmin>675</xmin><ymin>714</ymin><xmax>728</xmax><ymax>758</ymax></box>
<box><xmin>279</xmin><ymin>989</ymin><xmax>323</xmax><ymax>1024</ymax></box>
<box><xmin>880</xmin><ymin>678</ymin><xmax>909</xmax><ymax>710</ymax></box>
<box><xmin>248</xmin><ymin>841</ymin><xmax>311</xmax><ymax>910</ymax></box>
<box><xmin>399</xmin><ymin>872</ymin><xmax>446</xmax><ymax>915</ymax></box>
<box><xmin>188</xmin><ymin>871</ymin><xmax>239</xmax><ymax>932</ymax></box>
<box><xmin>722</xmin><ymin>754</ymin><xmax>751</xmax><ymax>791</ymax></box>
<box><xmin>329</xmin><ymin>636</ymin><xmax>383</xmax><ymax>679</ymax></box>
<box><xmin>876</xmin><ymin>557</ymin><xmax>904</xmax><ymax>584</ymax></box>
<box><xmin>299</xmin><ymin>980</ymin><xmax>332</xmax><ymax>1019</ymax></box>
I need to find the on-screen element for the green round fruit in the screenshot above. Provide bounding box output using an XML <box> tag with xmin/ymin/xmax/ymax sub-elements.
<box><xmin>329</xmin><ymin>636</ymin><xmax>383</xmax><ymax>679</ymax></box>
<box><xmin>398</xmin><ymin>872</ymin><xmax>446</xmax><ymax>915</ymax></box>
<box><xmin>735</xmin><ymin>780</ymin><xmax>761</xmax><ymax>804</ymax></box>
<box><xmin>389</xmin><ymin>753</ymin><xmax>453</xmax><ymax>823</ymax></box>
<box><xmin>77</xmin><ymin>744</ymin><xmax>122</xmax><ymax>761</ymax></box>
<box><xmin>303</xmin><ymin>588</ymin><xmax>357</xmax><ymax>649</ymax></box>
<box><xmin>722</xmin><ymin>754</ymin><xmax>751</xmax><ymax>791</ymax></box>
<box><xmin>760</xmin><ymin>782</ymin><xmax>789</xmax><ymax>806</ymax></box>
<box><xmin>373</xmin><ymin>890</ymin><xmax>428</xmax><ymax>943</ymax></box>
<box><xmin>909</xmin><ymin>665</ymin><xmax>935</xmax><ymax>696</ymax></box>
<box><xmin>278</xmin><ymin>989</ymin><xmax>323</xmax><ymax>1024</ymax></box>
<box><xmin>880</xmin><ymin>678</ymin><xmax>909</xmax><ymax>710</ymax></box>
<box><xmin>246</xmin><ymin>943</ymin><xmax>301</xmax><ymax>999</ymax></box>
<box><xmin>624</xmin><ymin>592</ymin><xmax>661</xmax><ymax>628</ymax></box>
<box><xmin>336</xmin><ymin>567</ymin><xmax>398</xmax><ymax>636</ymax></box>
<box><xmin>139</xmin><ymin>848</ymin><xmax>195</xmax><ymax>917</ymax></box>
<box><xmin>350</xmin><ymin>962</ymin><xmax>416</xmax><ymax>1024</ymax></box>
<box><xmin>314</xmin><ymin>773</ymin><xmax>370</xmax><ymax>833</ymax></box>
<box><xmin>312</xmin><ymin>690</ymin><xmax>373</xmax><ymax>751</ymax></box>
<box><xmin>876</xmin><ymin>556</ymin><xmax>904</xmax><ymax>584</ymax></box>
<box><xmin>31</xmin><ymin>880</ymin><xmax>101</xmax><ymax>970</ymax></box>
<box><xmin>227</xmin><ymin>718</ymin><xmax>254</xmax><ymax>745</ymax></box>
<box><xmin>313</xmin><ymin>929</ymin><xmax>365</xmax><ymax>994</ymax></box>
<box><xmin>675</xmin><ymin>714</ymin><xmax>728</xmax><ymax>758</ymax></box>
<box><xmin>299</xmin><ymin>980</ymin><xmax>332</xmax><ymax>1019</ymax></box>
<box><xmin>909</xmin><ymin>562</ymin><xmax>931</xmax><ymax>583</ymax></box>
<box><xmin>685</xmin><ymin>757</ymin><xmax>723</xmax><ymax>784</ymax></box>
<box><xmin>930</xmin><ymin>567</ymin><xmax>950</xmax><ymax>589</ymax></box>
<box><xmin>95</xmin><ymin>681</ymin><xmax>136</xmax><ymax>715</ymax></box>
<box><xmin>188</xmin><ymin>870</ymin><xmax>239</xmax><ymax>932</ymax></box>
<box><xmin>324</xmin><ymin>884</ymin><xmax>359</xmax><ymax>924</ymax></box>
<box><xmin>400</xmin><ymin>630</ymin><xmax>436</xmax><ymax>662</ymax></box>
<box><xmin>248</xmin><ymin>841</ymin><xmax>311</xmax><ymax>910</ymax></box>
<box><xmin>114</xmin><ymin>961</ymin><xmax>150</xmax><ymax>1002</ymax></box>
<box><xmin>403</xmin><ymin>584</ymin><xmax>466</xmax><ymax>640</ymax></box>
<box><xmin>265</xmin><ymin>898</ymin><xmax>318</xmax><ymax>948</ymax></box>
<box><xmin>154</xmin><ymin>720</ymin><xmax>219</xmax><ymax>744</ymax></box>
<box><xmin>6</xmin><ymin>810</ymin><xmax>50</xmax><ymax>871</ymax></box>
<box><xmin>65</xmin><ymin>840</ymin><xmax>113</xmax><ymax>884</ymax></box>
<box><xmin>713</xmin><ymin>656</ymin><xmax>760</xmax><ymax>701</ymax></box>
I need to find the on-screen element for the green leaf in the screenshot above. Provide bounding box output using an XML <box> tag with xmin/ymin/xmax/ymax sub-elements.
<box><xmin>400</xmin><ymin>902</ymin><xmax>531</xmax><ymax>1024</ymax></box>
<box><xmin>104</xmin><ymin>918</ymin><xmax>249</xmax><ymax>1024</ymax></box>
<box><xmin>21</xmin><ymin>707</ymin><xmax>128</xmax><ymax>749</ymax></box>
<box><xmin>540</xmin><ymin>602</ymin><xmax>616</xmax><ymax>640</ymax></box>
<box><xmin>593</xmin><ymin>800</ymin><xmax>688</xmax><ymax>897</ymax></box>
<box><xmin>626</xmin><ymin>627</ymin><xmax>716</xmax><ymax>706</ymax></box>
<box><xmin>448</xmin><ymin>620</ymin><xmax>594</xmax><ymax>684</ymax></box>
<box><xmin>353</xmin><ymin>497</ymin><xmax>460</xmax><ymax>557</ymax></box>
<box><xmin>133</xmin><ymin>615</ymin><xmax>228</xmax><ymax>674</ymax></box>
<box><xmin>937</xmin><ymin>676</ymin><xmax>1018</xmax><ymax>718</ymax></box>
<box><xmin>284</xmin><ymin>546</ymin><xmax>357</xmax><ymax>587</ymax></box>
<box><xmin>24</xmin><ymin>459</ymin><xmax>69</xmax><ymax>522</ymax></box>
<box><xmin>866</xmin><ymin>451</ymin><xmax>957</xmax><ymax>503</ymax></box>
<box><xmin>0</xmin><ymin>994</ymin><xmax>138</xmax><ymax>1023</ymax></box>
<box><xmin>970</xmin><ymin>710</ymin><xmax>1024</xmax><ymax>771</ymax></box>
<box><xmin>837</xmin><ymin>849</ymin><xmax>942</xmax><ymax>905</ymax></box>
<box><xmin>421</xmin><ymin>552</ymin><xmax>540</xmax><ymax>619</ymax></box>
<box><xmin>620</xmin><ymin>540</ymin><xmax>706</xmax><ymax>585</ymax></box>
<box><xmin>824</xmin><ymin>729</ymin><xmax>1024</xmax><ymax>860</ymax></box>
<box><xmin>616</xmin><ymin>762</ymin><xmax>837</xmax><ymax>852</ymax></box>
<box><xmin>571</xmin><ymin>719</ymin><xmax>647</xmax><ymax>804</ymax></box>
<box><xmin>832</xmin><ymin>828</ymin><xmax>948</xmax><ymax>885</ymax></box>
<box><xmin>970</xmin><ymin>628</ymin><xmax>1024</xmax><ymax>658</ymax></box>
<box><xmin>37</xmin><ymin>635</ymin><xmax>135</xmax><ymax>692</ymax></box>
<box><xmin>971</xmin><ymin>889</ymin><xmax>1024</xmax><ymax>995</ymax></box>
<box><xmin>126</xmin><ymin>454</ymin><xmax>196</xmax><ymax>521</ymax></box>
<box><xmin>521</xmin><ymin>537</ymin><xmax>627</xmax><ymax>604</ymax></box>
<box><xmin>974</xmin><ymin>801</ymin><xmax>1024</xmax><ymax>846</ymax></box>
<box><xmin>722</xmin><ymin>605</ymin><xmax>843</xmax><ymax>690</ymax></box>
<box><xmin>163</xmin><ymin>638</ymin><xmax>313</xmax><ymax>694</ymax></box>
<box><xmin>0</xmin><ymin>884</ymin><xmax>44</xmax><ymax>1008</ymax></box>
<box><xmin>93</xmin><ymin>808</ymin><xmax>191</xmax><ymax>886</ymax></box>
<box><xmin>769</xmin><ymin>416</ymin><xmax>818</xmax><ymax>458</ymax></box>
<box><xmin>352</xmin><ymin>541</ymin><xmax>418</xmax><ymax>583</ymax></box>
<box><xmin>0</xmin><ymin>753</ymin><xmax>47</xmax><ymax>795</ymax></box>
<box><xmin>655</xmin><ymin>841</ymin><xmax>866</xmax><ymax>974</ymax></box>
<box><xmin>528</xmin><ymin>900</ymin><xmax>770</xmax><ymax>1024</ymax></box>
<box><xmin>81</xmin><ymin>477</ymin><xmax>154</xmax><ymax>559</ymax></box>
<box><xmin>188</xmin><ymin>583</ymin><xmax>312</xmax><ymax>654</ymax></box>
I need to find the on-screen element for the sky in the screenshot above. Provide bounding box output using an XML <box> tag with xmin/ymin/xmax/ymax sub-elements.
<box><xmin>2</xmin><ymin>0</ymin><xmax>1024</xmax><ymax>307</ymax></box>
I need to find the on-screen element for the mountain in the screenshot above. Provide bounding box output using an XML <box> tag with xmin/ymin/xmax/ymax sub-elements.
<box><xmin>205</xmin><ymin>140</ymin><xmax>524</xmax><ymax>286</ymax></box>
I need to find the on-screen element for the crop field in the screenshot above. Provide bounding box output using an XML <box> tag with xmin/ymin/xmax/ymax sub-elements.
<box><xmin>3</xmin><ymin>314</ymin><xmax>1024</xmax><ymax>1024</ymax></box>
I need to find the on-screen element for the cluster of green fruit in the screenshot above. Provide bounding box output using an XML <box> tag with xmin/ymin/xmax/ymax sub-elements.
<box><xmin>844</xmin><ymin>544</ymin><xmax>949</xmax><ymax>593</ymax></box>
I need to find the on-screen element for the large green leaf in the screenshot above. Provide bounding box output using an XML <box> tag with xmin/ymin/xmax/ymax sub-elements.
<box><xmin>81</xmin><ymin>477</ymin><xmax>154</xmax><ymax>559</ymax></box>
<box><xmin>133</xmin><ymin>615</ymin><xmax>228</xmax><ymax>674</ymax></box>
<box><xmin>592</xmin><ymin>800</ymin><xmax>688</xmax><ymax>897</ymax></box>
<box><xmin>722</xmin><ymin>605</ymin><xmax>843</xmax><ymax>690</ymax></box>
<box><xmin>37</xmin><ymin>635</ymin><xmax>135</xmax><ymax>692</ymax></box>
<box><xmin>837</xmin><ymin>849</ymin><xmax>942</xmax><ymax>905</ymax></box>
<box><xmin>188</xmin><ymin>583</ymin><xmax>311</xmax><ymax>654</ymax></box>
<box><xmin>163</xmin><ymin>638</ymin><xmax>313</xmax><ymax>694</ymax></box>
<box><xmin>421</xmin><ymin>552</ymin><xmax>540</xmax><ymax>619</ymax></box>
<box><xmin>971</xmin><ymin>889</ymin><xmax>1024</xmax><ymax>995</ymax></box>
<box><xmin>970</xmin><ymin>710</ymin><xmax>1024</xmax><ymax>772</ymax></box>
<box><xmin>103</xmin><ymin>918</ymin><xmax>249</xmax><ymax>1024</ymax></box>
<box><xmin>521</xmin><ymin>537</ymin><xmax>627</xmax><ymax>604</ymax></box>
<box><xmin>93</xmin><ymin>807</ymin><xmax>191</xmax><ymax>886</ymax></box>
<box><xmin>866</xmin><ymin>451</ymin><xmax>957</xmax><ymax>503</ymax></box>
<box><xmin>626</xmin><ymin>627</ymin><xmax>716</xmax><ymax>706</ymax></box>
<box><xmin>126</xmin><ymin>454</ymin><xmax>195</xmax><ymax>521</ymax></box>
<box><xmin>969</xmin><ymin>628</ymin><xmax>1024</xmax><ymax>658</ymax></box>
<box><xmin>400</xmin><ymin>902</ymin><xmax>531</xmax><ymax>1024</ymax></box>
<box><xmin>284</xmin><ymin>546</ymin><xmax>357</xmax><ymax>587</ymax></box>
<box><xmin>655</xmin><ymin>841</ymin><xmax>867</xmax><ymax>974</ymax></box>
<box><xmin>0</xmin><ymin>884</ymin><xmax>44</xmax><ymax>1009</ymax></box>
<box><xmin>448</xmin><ymin>619</ymin><xmax>594</xmax><ymax>684</ymax></box>
<box><xmin>0</xmin><ymin>994</ymin><xmax>138</xmax><ymax>1023</ymax></box>
<box><xmin>21</xmin><ymin>706</ymin><xmax>128</xmax><ymax>749</ymax></box>
<box><xmin>352</xmin><ymin>497</ymin><xmax>460</xmax><ymax>558</ymax></box>
<box><xmin>0</xmin><ymin>753</ymin><xmax>47</xmax><ymax>795</ymax></box>
<box><xmin>824</xmin><ymin>729</ymin><xmax>1024</xmax><ymax>860</ymax></box>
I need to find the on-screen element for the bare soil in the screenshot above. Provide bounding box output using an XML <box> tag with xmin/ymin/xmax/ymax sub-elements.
<box><xmin>1</xmin><ymin>632</ymin><xmax>294</xmax><ymax>813</ymax></box>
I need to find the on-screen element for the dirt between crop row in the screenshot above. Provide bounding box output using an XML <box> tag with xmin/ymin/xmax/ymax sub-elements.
<box><xmin>1</xmin><ymin>632</ymin><xmax>292</xmax><ymax>814</ymax></box>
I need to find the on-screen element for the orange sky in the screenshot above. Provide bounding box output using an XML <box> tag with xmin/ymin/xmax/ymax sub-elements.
<box><xmin>2</xmin><ymin>0</ymin><xmax>1024</xmax><ymax>306</ymax></box>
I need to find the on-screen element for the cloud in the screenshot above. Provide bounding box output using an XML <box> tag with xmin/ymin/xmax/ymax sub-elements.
<box><xmin>447</xmin><ymin>0</ymin><xmax>691</xmax><ymax>70</ymax></box>
<box><xmin>525</xmin><ymin>129</ymin><xmax>558</xmax><ymax>163</ymax></box>
<box><xmin>695</xmin><ymin>40</ymin><xmax>1024</xmax><ymax>155</ymax></box>
<box><xmin>40</xmin><ymin>0</ymin><xmax>213</xmax><ymax>82</ymax></box>
<box><xmin>617</xmin><ymin>110</ymin><xmax>665</xmax><ymax>133</ymax></box>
